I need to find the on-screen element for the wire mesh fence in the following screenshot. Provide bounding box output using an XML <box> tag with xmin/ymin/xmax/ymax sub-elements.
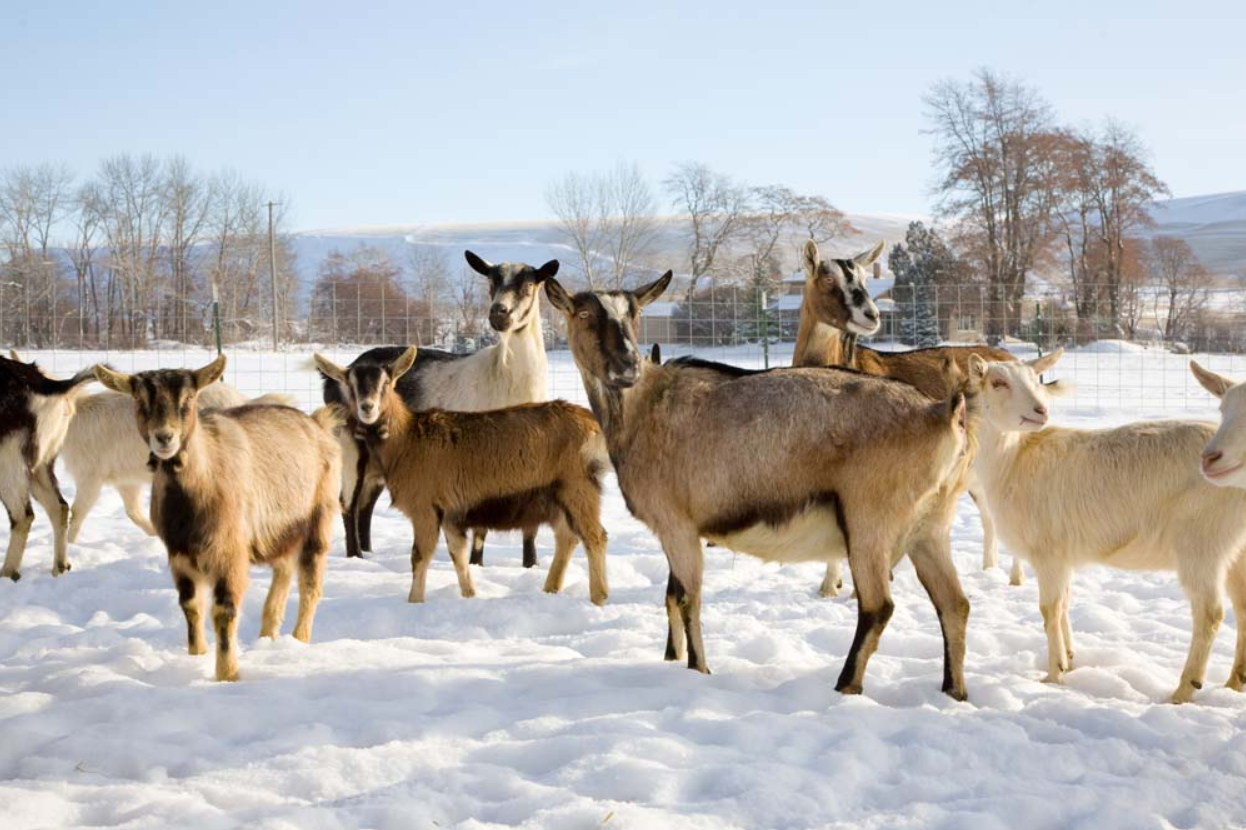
<box><xmin>6</xmin><ymin>280</ymin><xmax>1246</xmax><ymax>415</ymax></box>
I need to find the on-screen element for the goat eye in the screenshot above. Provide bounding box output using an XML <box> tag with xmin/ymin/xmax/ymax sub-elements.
<box><xmin>991</xmin><ymin>379</ymin><xmax>1009</xmax><ymax>390</ymax></box>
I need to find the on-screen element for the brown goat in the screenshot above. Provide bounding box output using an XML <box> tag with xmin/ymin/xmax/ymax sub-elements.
<box><xmin>95</xmin><ymin>356</ymin><xmax>341</xmax><ymax>681</ymax></box>
<box><xmin>794</xmin><ymin>239</ymin><xmax>1021</xmax><ymax>588</ymax></box>
<box><xmin>546</xmin><ymin>272</ymin><xmax>977</xmax><ymax>700</ymax></box>
<box><xmin>315</xmin><ymin>348</ymin><xmax>610</xmax><ymax>605</ymax></box>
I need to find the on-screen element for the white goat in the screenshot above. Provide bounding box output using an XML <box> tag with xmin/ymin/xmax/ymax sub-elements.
<box><xmin>971</xmin><ymin>350</ymin><xmax>1246</xmax><ymax>702</ymax></box>
<box><xmin>61</xmin><ymin>382</ymin><xmax>291</xmax><ymax>541</ymax></box>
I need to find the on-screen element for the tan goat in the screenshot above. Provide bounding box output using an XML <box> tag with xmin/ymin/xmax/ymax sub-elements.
<box><xmin>95</xmin><ymin>356</ymin><xmax>341</xmax><ymax>682</ymax></box>
<box><xmin>793</xmin><ymin>239</ymin><xmax>1023</xmax><ymax>590</ymax></box>
<box><xmin>971</xmin><ymin>351</ymin><xmax>1246</xmax><ymax>702</ymax></box>
<box><xmin>546</xmin><ymin>271</ymin><xmax>977</xmax><ymax>699</ymax></box>
<box><xmin>315</xmin><ymin>348</ymin><xmax>610</xmax><ymax>605</ymax></box>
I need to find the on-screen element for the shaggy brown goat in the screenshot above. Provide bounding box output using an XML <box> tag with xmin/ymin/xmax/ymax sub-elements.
<box><xmin>95</xmin><ymin>356</ymin><xmax>341</xmax><ymax>681</ymax></box>
<box><xmin>547</xmin><ymin>271</ymin><xmax>977</xmax><ymax>699</ymax></box>
<box><xmin>315</xmin><ymin>348</ymin><xmax>610</xmax><ymax>605</ymax></box>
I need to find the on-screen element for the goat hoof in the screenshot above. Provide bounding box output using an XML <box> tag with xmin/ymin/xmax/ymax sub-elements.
<box><xmin>4</xmin><ymin>570</ymin><xmax>20</xmax><ymax>582</ymax></box>
<box><xmin>836</xmin><ymin>682</ymin><xmax>863</xmax><ymax>696</ymax></box>
<box><xmin>460</xmin><ymin>587</ymin><xmax>476</xmax><ymax>599</ymax></box>
<box><xmin>1041</xmin><ymin>672</ymin><xmax>1065</xmax><ymax>685</ymax></box>
<box><xmin>1225</xmin><ymin>672</ymin><xmax>1246</xmax><ymax>692</ymax></box>
<box><xmin>943</xmin><ymin>684</ymin><xmax>968</xmax><ymax>702</ymax></box>
<box><xmin>1169</xmin><ymin>688</ymin><xmax>1195</xmax><ymax>705</ymax></box>
<box><xmin>52</xmin><ymin>562</ymin><xmax>71</xmax><ymax>576</ymax></box>
<box><xmin>590</xmin><ymin>593</ymin><xmax>608</xmax><ymax>607</ymax></box>
<box><xmin>188</xmin><ymin>644</ymin><xmax>207</xmax><ymax>656</ymax></box>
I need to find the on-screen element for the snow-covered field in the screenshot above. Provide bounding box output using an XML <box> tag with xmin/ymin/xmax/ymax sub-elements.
<box><xmin>3</xmin><ymin>345</ymin><xmax>1246</xmax><ymax>829</ymax></box>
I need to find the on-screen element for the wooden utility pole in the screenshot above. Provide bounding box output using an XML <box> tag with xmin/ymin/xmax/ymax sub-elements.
<box><xmin>267</xmin><ymin>201</ymin><xmax>280</xmax><ymax>350</ymax></box>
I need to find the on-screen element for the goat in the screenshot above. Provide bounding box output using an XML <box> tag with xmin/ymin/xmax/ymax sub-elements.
<box><xmin>969</xmin><ymin>351</ymin><xmax>1246</xmax><ymax>702</ymax></box>
<box><xmin>321</xmin><ymin>251</ymin><xmax>556</xmax><ymax>566</ymax></box>
<box><xmin>793</xmin><ymin>239</ymin><xmax>1023</xmax><ymax>591</ymax></box>
<box><xmin>61</xmin><ymin>382</ymin><xmax>293</xmax><ymax>542</ymax></box>
<box><xmin>315</xmin><ymin>348</ymin><xmax>610</xmax><ymax>605</ymax></box>
<box><xmin>95</xmin><ymin>356</ymin><xmax>341</xmax><ymax>682</ymax></box>
<box><xmin>546</xmin><ymin>271</ymin><xmax>977</xmax><ymax>699</ymax></box>
<box><xmin>1</xmin><ymin>355</ymin><xmax>95</xmax><ymax>580</ymax></box>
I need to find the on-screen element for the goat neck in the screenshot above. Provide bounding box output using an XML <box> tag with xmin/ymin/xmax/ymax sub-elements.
<box><xmin>792</xmin><ymin>297</ymin><xmax>846</xmax><ymax>367</ymax></box>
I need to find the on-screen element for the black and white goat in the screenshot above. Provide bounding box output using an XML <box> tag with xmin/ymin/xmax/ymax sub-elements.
<box><xmin>320</xmin><ymin>250</ymin><xmax>556</xmax><ymax>564</ymax></box>
<box><xmin>1</xmin><ymin>355</ymin><xmax>95</xmax><ymax>580</ymax></box>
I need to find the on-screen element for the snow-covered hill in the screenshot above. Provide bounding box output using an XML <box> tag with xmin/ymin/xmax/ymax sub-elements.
<box><xmin>286</xmin><ymin>191</ymin><xmax>1246</xmax><ymax>304</ymax></box>
<box><xmin>1145</xmin><ymin>191</ymin><xmax>1246</xmax><ymax>276</ymax></box>
<box><xmin>289</xmin><ymin>213</ymin><xmax>920</xmax><ymax>300</ymax></box>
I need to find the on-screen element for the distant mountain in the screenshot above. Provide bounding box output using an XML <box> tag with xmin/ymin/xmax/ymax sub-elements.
<box><xmin>285</xmin><ymin>191</ymin><xmax>1246</xmax><ymax>306</ymax></box>
<box><xmin>1143</xmin><ymin>191</ymin><xmax>1246</xmax><ymax>277</ymax></box>
<box><xmin>288</xmin><ymin>213</ymin><xmax>920</xmax><ymax>304</ymax></box>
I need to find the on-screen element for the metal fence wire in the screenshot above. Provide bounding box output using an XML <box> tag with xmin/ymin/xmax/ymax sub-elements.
<box><xmin>6</xmin><ymin>280</ymin><xmax>1245</xmax><ymax>415</ymax></box>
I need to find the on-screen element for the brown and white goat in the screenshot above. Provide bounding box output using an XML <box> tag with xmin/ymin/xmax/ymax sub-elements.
<box><xmin>95</xmin><ymin>356</ymin><xmax>341</xmax><ymax>682</ymax></box>
<box><xmin>546</xmin><ymin>271</ymin><xmax>977</xmax><ymax>699</ymax></box>
<box><xmin>315</xmin><ymin>347</ymin><xmax>610</xmax><ymax>605</ymax></box>
<box><xmin>322</xmin><ymin>252</ymin><xmax>556</xmax><ymax>566</ymax></box>
<box><xmin>794</xmin><ymin>239</ymin><xmax>1023</xmax><ymax>590</ymax></box>
<box><xmin>971</xmin><ymin>352</ymin><xmax>1246</xmax><ymax>702</ymax></box>
<box><xmin>1</xmin><ymin>355</ymin><xmax>95</xmax><ymax>579</ymax></box>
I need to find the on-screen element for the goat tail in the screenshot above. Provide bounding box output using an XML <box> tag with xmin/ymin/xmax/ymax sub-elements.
<box><xmin>311</xmin><ymin>403</ymin><xmax>348</xmax><ymax>437</ymax></box>
<box><xmin>582</xmin><ymin>429</ymin><xmax>612</xmax><ymax>478</ymax></box>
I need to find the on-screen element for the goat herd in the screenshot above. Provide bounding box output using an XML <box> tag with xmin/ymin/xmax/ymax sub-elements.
<box><xmin>2</xmin><ymin>242</ymin><xmax>1246</xmax><ymax>706</ymax></box>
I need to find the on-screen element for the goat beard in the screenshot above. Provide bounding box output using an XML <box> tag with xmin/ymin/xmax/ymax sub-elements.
<box><xmin>147</xmin><ymin>451</ymin><xmax>188</xmax><ymax>473</ymax></box>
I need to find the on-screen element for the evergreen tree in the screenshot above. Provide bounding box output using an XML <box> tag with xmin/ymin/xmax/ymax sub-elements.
<box><xmin>890</xmin><ymin>221</ymin><xmax>950</xmax><ymax>347</ymax></box>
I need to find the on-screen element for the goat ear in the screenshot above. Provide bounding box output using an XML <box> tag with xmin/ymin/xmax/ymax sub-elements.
<box><xmin>544</xmin><ymin>277</ymin><xmax>575</xmax><ymax>315</ymax></box>
<box><xmin>193</xmin><ymin>354</ymin><xmax>227</xmax><ymax>390</ymax></box>
<box><xmin>1190</xmin><ymin>360</ymin><xmax>1234</xmax><ymax>399</ymax></box>
<box><xmin>388</xmin><ymin>346</ymin><xmax>418</xmax><ymax>381</ymax></box>
<box><xmin>464</xmin><ymin>250</ymin><xmax>493</xmax><ymax>276</ymax></box>
<box><xmin>8</xmin><ymin>349</ymin><xmax>21</xmax><ymax>362</ymax></box>
<box><xmin>853</xmin><ymin>240</ymin><xmax>886</xmax><ymax>268</ymax></box>
<box><xmin>635</xmin><ymin>271</ymin><xmax>673</xmax><ymax>307</ymax></box>
<box><xmin>649</xmin><ymin>343</ymin><xmax>662</xmax><ymax>365</ymax></box>
<box><xmin>535</xmin><ymin>260</ymin><xmax>559</xmax><ymax>281</ymax></box>
<box><xmin>1027</xmin><ymin>348</ymin><xmax>1064</xmax><ymax>376</ymax></box>
<box><xmin>1043</xmin><ymin>379</ymin><xmax>1076</xmax><ymax>398</ymax></box>
<box><xmin>313</xmin><ymin>353</ymin><xmax>348</xmax><ymax>386</ymax></box>
<box><xmin>95</xmin><ymin>364</ymin><xmax>134</xmax><ymax>395</ymax></box>
<box><xmin>802</xmin><ymin>239</ymin><xmax>820</xmax><ymax>278</ymax></box>
<box><xmin>967</xmin><ymin>354</ymin><xmax>989</xmax><ymax>386</ymax></box>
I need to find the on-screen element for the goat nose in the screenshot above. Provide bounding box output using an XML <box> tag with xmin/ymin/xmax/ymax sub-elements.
<box><xmin>1034</xmin><ymin>404</ymin><xmax>1048</xmax><ymax>417</ymax></box>
<box><xmin>154</xmin><ymin>430</ymin><xmax>175</xmax><ymax>445</ymax></box>
<box><xmin>863</xmin><ymin>309</ymin><xmax>878</xmax><ymax>322</ymax></box>
<box><xmin>1203</xmin><ymin>450</ymin><xmax>1223</xmax><ymax>469</ymax></box>
<box><xmin>490</xmin><ymin>303</ymin><xmax>509</xmax><ymax>316</ymax></box>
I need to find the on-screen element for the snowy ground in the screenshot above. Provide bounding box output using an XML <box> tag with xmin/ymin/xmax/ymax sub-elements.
<box><xmin>2</xmin><ymin>345</ymin><xmax>1246</xmax><ymax>829</ymax></box>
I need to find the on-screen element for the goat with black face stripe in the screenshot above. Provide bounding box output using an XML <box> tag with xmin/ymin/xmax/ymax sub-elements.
<box><xmin>321</xmin><ymin>251</ymin><xmax>555</xmax><ymax>566</ymax></box>
<box><xmin>316</xmin><ymin>347</ymin><xmax>610</xmax><ymax>606</ymax></box>
<box><xmin>547</xmin><ymin>271</ymin><xmax>978</xmax><ymax>699</ymax></box>
<box><xmin>96</xmin><ymin>356</ymin><xmax>341</xmax><ymax>682</ymax></box>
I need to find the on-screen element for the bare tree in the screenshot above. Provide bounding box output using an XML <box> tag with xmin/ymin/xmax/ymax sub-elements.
<box><xmin>162</xmin><ymin>156</ymin><xmax>213</xmax><ymax>340</ymax></box>
<box><xmin>598</xmin><ymin>161</ymin><xmax>659</xmax><ymax>288</ymax></box>
<box><xmin>407</xmin><ymin>245</ymin><xmax>452</xmax><ymax>344</ymax></box>
<box><xmin>546</xmin><ymin>171</ymin><xmax>604</xmax><ymax>288</ymax></box>
<box><xmin>925</xmin><ymin>69</ymin><xmax>1062</xmax><ymax>339</ymax></box>
<box><xmin>0</xmin><ymin>163</ymin><xmax>75</xmax><ymax>344</ymax></box>
<box><xmin>664</xmin><ymin>161</ymin><xmax>750</xmax><ymax>300</ymax></box>
<box><xmin>547</xmin><ymin>161</ymin><xmax>659</xmax><ymax>290</ymax></box>
<box><xmin>1148</xmin><ymin>236</ymin><xmax>1211</xmax><ymax>343</ymax></box>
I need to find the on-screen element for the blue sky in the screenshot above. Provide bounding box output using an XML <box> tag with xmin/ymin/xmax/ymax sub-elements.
<box><xmin>2</xmin><ymin>0</ymin><xmax>1242</xmax><ymax>231</ymax></box>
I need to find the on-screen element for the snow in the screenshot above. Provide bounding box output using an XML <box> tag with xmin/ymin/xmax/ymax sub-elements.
<box><xmin>3</xmin><ymin>346</ymin><xmax>1246</xmax><ymax>829</ymax></box>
